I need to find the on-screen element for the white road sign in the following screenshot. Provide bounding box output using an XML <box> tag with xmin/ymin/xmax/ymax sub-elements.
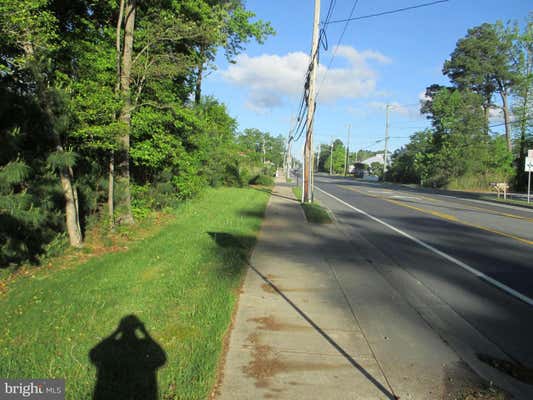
<box><xmin>526</xmin><ymin>157</ymin><xmax>533</xmax><ymax>172</ymax></box>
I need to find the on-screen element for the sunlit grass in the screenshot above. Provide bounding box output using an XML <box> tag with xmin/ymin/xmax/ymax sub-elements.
<box><xmin>0</xmin><ymin>187</ymin><xmax>270</xmax><ymax>399</ymax></box>
<box><xmin>292</xmin><ymin>186</ymin><xmax>332</xmax><ymax>224</ymax></box>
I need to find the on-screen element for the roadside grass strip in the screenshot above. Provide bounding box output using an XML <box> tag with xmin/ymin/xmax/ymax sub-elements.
<box><xmin>0</xmin><ymin>187</ymin><xmax>270</xmax><ymax>400</ymax></box>
<box><xmin>292</xmin><ymin>186</ymin><xmax>333</xmax><ymax>224</ymax></box>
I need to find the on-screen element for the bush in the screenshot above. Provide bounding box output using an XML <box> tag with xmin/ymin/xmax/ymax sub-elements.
<box><xmin>249</xmin><ymin>174</ymin><xmax>274</xmax><ymax>186</ymax></box>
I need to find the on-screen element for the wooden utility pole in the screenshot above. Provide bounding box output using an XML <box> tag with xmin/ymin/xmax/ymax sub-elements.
<box><xmin>330</xmin><ymin>140</ymin><xmax>333</xmax><ymax>175</ymax></box>
<box><xmin>303</xmin><ymin>0</ymin><xmax>320</xmax><ymax>203</ymax></box>
<box><xmin>383</xmin><ymin>104</ymin><xmax>390</xmax><ymax>180</ymax></box>
<box><xmin>262</xmin><ymin>137</ymin><xmax>266</xmax><ymax>165</ymax></box>
<box><xmin>285</xmin><ymin>114</ymin><xmax>295</xmax><ymax>179</ymax></box>
<box><xmin>344</xmin><ymin>124</ymin><xmax>351</xmax><ymax>176</ymax></box>
<box><xmin>316</xmin><ymin>144</ymin><xmax>321</xmax><ymax>172</ymax></box>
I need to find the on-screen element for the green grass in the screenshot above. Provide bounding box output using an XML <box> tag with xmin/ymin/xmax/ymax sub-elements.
<box><xmin>477</xmin><ymin>195</ymin><xmax>533</xmax><ymax>209</ymax></box>
<box><xmin>292</xmin><ymin>186</ymin><xmax>333</xmax><ymax>224</ymax></box>
<box><xmin>0</xmin><ymin>186</ymin><xmax>270</xmax><ymax>400</ymax></box>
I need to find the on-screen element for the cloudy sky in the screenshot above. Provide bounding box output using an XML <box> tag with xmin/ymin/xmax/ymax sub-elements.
<box><xmin>203</xmin><ymin>0</ymin><xmax>531</xmax><ymax>156</ymax></box>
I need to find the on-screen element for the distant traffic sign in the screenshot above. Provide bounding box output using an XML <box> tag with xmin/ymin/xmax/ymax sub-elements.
<box><xmin>525</xmin><ymin>157</ymin><xmax>533</xmax><ymax>172</ymax></box>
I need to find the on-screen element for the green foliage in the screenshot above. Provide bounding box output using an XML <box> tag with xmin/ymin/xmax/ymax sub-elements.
<box><xmin>320</xmin><ymin>139</ymin><xmax>346</xmax><ymax>174</ymax></box>
<box><xmin>46</xmin><ymin>151</ymin><xmax>78</xmax><ymax>170</ymax></box>
<box><xmin>389</xmin><ymin>87</ymin><xmax>515</xmax><ymax>188</ymax></box>
<box><xmin>369</xmin><ymin>162</ymin><xmax>383</xmax><ymax>178</ymax></box>
<box><xmin>0</xmin><ymin>0</ymin><xmax>273</xmax><ymax>268</ymax></box>
<box><xmin>249</xmin><ymin>174</ymin><xmax>274</xmax><ymax>186</ymax></box>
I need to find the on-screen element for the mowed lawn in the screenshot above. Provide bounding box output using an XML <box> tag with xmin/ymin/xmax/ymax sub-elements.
<box><xmin>0</xmin><ymin>187</ymin><xmax>270</xmax><ymax>399</ymax></box>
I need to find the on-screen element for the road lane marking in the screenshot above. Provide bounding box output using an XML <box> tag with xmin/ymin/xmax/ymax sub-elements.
<box><xmin>384</xmin><ymin>198</ymin><xmax>533</xmax><ymax>246</ymax></box>
<box><xmin>410</xmin><ymin>193</ymin><xmax>533</xmax><ymax>222</ymax></box>
<box><xmin>316</xmin><ymin>186</ymin><xmax>533</xmax><ymax>307</ymax></box>
<box><xmin>341</xmin><ymin>185</ymin><xmax>533</xmax><ymax>245</ymax></box>
<box><xmin>342</xmin><ymin>184</ymin><xmax>533</xmax><ymax>222</ymax></box>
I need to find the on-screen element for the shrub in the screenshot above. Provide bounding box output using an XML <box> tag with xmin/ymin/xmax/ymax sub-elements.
<box><xmin>249</xmin><ymin>174</ymin><xmax>274</xmax><ymax>186</ymax></box>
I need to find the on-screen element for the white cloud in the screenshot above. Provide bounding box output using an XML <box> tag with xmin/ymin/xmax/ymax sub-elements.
<box><xmin>221</xmin><ymin>45</ymin><xmax>391</xmax><ymax>112</ymax></box>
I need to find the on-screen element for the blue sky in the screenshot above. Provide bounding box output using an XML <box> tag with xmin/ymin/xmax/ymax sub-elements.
<box><xmin>202</xmin><ymin>0</ymin><xmax>532</xmax><ymax>158</ymax></box>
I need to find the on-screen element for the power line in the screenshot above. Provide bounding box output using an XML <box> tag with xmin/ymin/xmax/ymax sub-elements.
<box><xmin>316</xmin><ymin>0</ymin><xmax>360</xmax><ymax>100</ymax></box>
<box><xmin>488</xmin><ymin>115</ymin><xmax>533</xmax><ymax>129</ymax></box>
<box><xmin>325</xmin><ymin>0</ymin><xmax>449</xmax><ymax>25</ymax></box>
<box><xmin>290</xmin><ymin>0</ymin><xmax>337</xmax><ymax>144</ymax></box>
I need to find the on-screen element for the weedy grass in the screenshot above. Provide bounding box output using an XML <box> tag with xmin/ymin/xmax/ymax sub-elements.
<box><xmin>0</xmin><ymin>186</ymin><xmax>270</xmax><ymax>400</ymax></box>
<box><xmin>292</xmin><ymin>186</ymin><xmax>333</xmax><ymax>224</ymax></box>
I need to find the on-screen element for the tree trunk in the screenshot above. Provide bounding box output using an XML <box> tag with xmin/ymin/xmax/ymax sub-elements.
<box><xmin>500</xmin><ymin>91</ymin><xmax>512</xmax><ymax>152</ymax></box>
<box><xmin>108</xmin><ymin>152</ymin><xmax>115</xmax><ymax>228</ymax></box>
<box><xmin>116</xmin><ymin>0</ymin><xmax>136</xmax><ymax>225</ymax></box>
<box><xmin>57</xmin><ymin>145</ymin><xmax>83</xmax><ymax>247</ymax></box>
<box><xmin>108</xmin><ymin>0</ymin><xmax>124</xmax><ymax>228</ymax></box>
<box><xmin>194</xmin><ymin>62</ymin><xmax>203</xmax><ymax>104</ymax></box>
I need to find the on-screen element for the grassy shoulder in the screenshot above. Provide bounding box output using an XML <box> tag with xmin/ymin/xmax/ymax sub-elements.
<box><xmin>0</xmin><ymin>186</ymin><xmax>270</xmax><ymax>400</ymax></box>
<box><xmin>292</xmin><ymin>186</ymin><xmax>332</xmax><ymax>224</ymax></box>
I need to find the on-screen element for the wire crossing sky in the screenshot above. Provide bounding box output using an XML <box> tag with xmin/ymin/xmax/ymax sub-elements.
<box><xmin>203</xmin><ymin>0</ymin><xmax>531</xmax><ymax>155</ymax></box>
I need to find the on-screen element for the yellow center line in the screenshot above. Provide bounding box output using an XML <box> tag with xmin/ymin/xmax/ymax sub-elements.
<box><xmin>338</xmin><ymin>185</ymin><xmax>533</xmax><ymax>246</ymax></box>
<box><xmin>406</xmin><ymin>192</ymin><xmax>533</xmax><ymax>223</ymax></box>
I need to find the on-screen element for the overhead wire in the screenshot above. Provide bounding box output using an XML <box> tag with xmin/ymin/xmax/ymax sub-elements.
<box><xmin>325</xmin><ymin>0</ymin><xmax>449</xmax><ymax>25</ymax></box>
<box><xmin>289</xmin><ymin>0</ymin><xmax>337</xmax><ymax>143</ymax></box>
<box><xmin>316</xmin><ymin>0</ymin><xmax>360</xmax><ymax>101</ymax></box>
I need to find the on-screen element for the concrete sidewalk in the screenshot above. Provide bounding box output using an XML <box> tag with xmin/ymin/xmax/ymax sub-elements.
<box><xmin>215</xmin><ymin>179</ymin><xmax>494</xmax><ymax>400</ymax></box>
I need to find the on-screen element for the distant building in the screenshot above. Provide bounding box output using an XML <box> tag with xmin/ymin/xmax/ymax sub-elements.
<box><xmin>348</xmin><ymin>153</ymin><xmax>391</xmax><ymax>178</ymax></box>
<box><xmin>360</xmin><ymin>153</ymin><xmax>390</xmax><ymax>166</ymax></box>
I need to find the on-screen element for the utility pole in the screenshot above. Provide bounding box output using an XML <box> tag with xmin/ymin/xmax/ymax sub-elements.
<box><xmin>262</xmin><ymin>136</ymin><xmax>266</xmax><ymax>165</ymax></box>
<box><xmin>303</xmin><ymin>0</ymin><xmax>320</xmax><ymax>203</ymax></box>
<box><xmin>285</xmin><ymin>114</ymin><xmax>295</xmax><ymax>179</ymax></box>
<box><xmin>330</xmin><ymin>139</ymin><xmax>333</xmax><ymax>175</ymax></box>
<box><xmin>316</xmin><ymin>144</ymin><xmax>321</xmax><ymax>172</ymax></box>
<box><xmin>383</xmin><ymin>104</ymin><xmax>390</xmax><ymax>180</ymax></box>
<box><xmin>344</xmin><ymin>124</ymin><xmax>351</xmax><ymax>176</ymax></box>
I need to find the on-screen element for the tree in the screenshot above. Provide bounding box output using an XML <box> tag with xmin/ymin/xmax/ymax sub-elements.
<box><xmin>512</xmin><ymin>15</ymin><xmax>533</xmax><ymax>190</ymax></box>
<box><xmin>443</xmin><ymin>22</ymin><xmax>518</xmax><ymax>151</ymax></box>
<box><xmin>323</xmin><ymin>139</ymin><xmax>345</xmax><ymax>174</ymax></box>
<box><xmin>0</xmin><ymin>0</ymin><xmax>83</xmax><ymax>247</ymax></box>
<box><xmin>0</xmin><ymin>0</ymin><xmax>274</xmax><ymax>268</ymax></box>
<box><xmin>189</xmin><ymin>0</ymin><xmax>275</xmax><ymax>104</ymax></box>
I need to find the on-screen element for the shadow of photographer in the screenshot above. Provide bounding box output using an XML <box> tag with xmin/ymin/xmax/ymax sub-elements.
<box><xmin>89</xmin><ymin>315</ymin><xmax>166</xmax><ymax>400</ymax></box>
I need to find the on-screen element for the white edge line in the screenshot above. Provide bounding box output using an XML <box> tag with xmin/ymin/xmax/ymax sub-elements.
<box><xmin>315</xmin><ymin>186</ymin><xmax>533</xmax><ymax>307</ymax></box>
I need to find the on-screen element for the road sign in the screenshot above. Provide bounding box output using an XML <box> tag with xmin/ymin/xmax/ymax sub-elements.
<box><xmin>527</xmin><ymin>154</ymin><xmax>533</xmax><ymax>204</ymax></box>
<box><xmin>525</xmin><ymin>157</ymin><xmax>533</xmax><ymax>172</ymax></box>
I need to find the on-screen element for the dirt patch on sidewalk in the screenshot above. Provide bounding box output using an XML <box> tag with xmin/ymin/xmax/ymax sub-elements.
<box><xmin>249</xmin><ymin>315</ymin><xmax>311</xmax><ymax>332</ymax></box>
<box><xmin>243</xmin><ymin>332</ymin><xmax>346</xmax><ymax>391</ymax></box>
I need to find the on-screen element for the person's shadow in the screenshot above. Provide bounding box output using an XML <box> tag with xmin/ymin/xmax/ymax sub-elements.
<box><xmin>89</xmin><ymin>315</ymin><xmax>166</xmax><ymax>400</ymax></box>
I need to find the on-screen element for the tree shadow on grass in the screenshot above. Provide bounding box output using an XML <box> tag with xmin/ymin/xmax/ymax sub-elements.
<box><xmin>89</xmin><ymin>315</ymin><xmax>166</xmax><ymax>400</ymax></box>
<box><xmin>207</xmin><ymin>231</ymin><xmax>258</xmax><ymax>254</ymax></box>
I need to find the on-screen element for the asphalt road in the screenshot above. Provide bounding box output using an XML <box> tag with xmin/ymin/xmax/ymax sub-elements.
<box><xmin>312</xmin><ymin>174</ymin><xmax>533</xmax><ymax>370</ymax></box>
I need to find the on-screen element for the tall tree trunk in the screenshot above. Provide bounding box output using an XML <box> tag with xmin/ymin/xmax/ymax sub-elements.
<box><xmin>516</xmin><ymin>50</ymin><xmax>532</xmax><ymax>190</ymax></box>
<box><xmin>194</xmin><ymin>45</ymin><xmax>206</xmax><ymax>105</ymax></box>
<box><xmin>108</xmin><ymin>0</ymin><xmax>125</xmax><ymax>228</ymax></box>
<box><xmin>24</xmin><ymin>42</ymin><xmax>83</xmax><ymax>246</ymax></box>
<box><xmin>483</xmin><ymin>97</ymin><xmax>490</xmax><ymax>135</ymax></box>
<box><xmin>194</xmin><ymin>62</ymin><xmax>203</xmax><ymax>105</ymax></box>
<box><xmin>500</xmin><ymin>91</ymin><xmax>512</xmax><ymax>152</ymax></box>
<box><xmin>108</xmin><ymin>152</ymin><xmax>115</xmax><ymax>228</ymax></box>
<box><xmin>56</xmin><ymin>145</ymin><xmax>83</xmax><ymax>247</ymax></box>
<box><xmin>116</xmin><ymin>0</ymin><xmax>136</xmax><ymax>225</ymax></box>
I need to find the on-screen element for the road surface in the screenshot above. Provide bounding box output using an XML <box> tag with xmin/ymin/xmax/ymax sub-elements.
<box><xmin>313</xmin><ymin>174</ymin><xmax>533</xmax><ymax>374</ymax></box>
